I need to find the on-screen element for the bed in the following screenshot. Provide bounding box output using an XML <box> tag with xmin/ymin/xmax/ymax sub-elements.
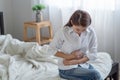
<box><xmin>0</xmin><ymin>34</ymin><xmax>118</xmax><ymax>80</ymax></box>
<box><xmin>105</xmin><ymin>62</ymin><xmax>119</xmax><ymax>80</ymax></box>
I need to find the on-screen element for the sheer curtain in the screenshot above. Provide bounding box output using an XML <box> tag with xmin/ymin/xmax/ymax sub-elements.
<box><xmin>36</xmin><ymin>0</ymin><xmax>120</xmax><ymax>62</ymax></box>
<box><xmin>114</xmin><ymin>0</ymin><xmax>120</xmax><ymax>62</ymax></box>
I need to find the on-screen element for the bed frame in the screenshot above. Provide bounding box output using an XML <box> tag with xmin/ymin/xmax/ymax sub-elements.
<box><xmin>0</xmin><ymin>12</ymin><xmax>4</xmax><ymax>35</ymax></box>
<box><xmin>105</xmin><ymin>62</ymin><xmax>119</xmax><ymax>80</ymax></box>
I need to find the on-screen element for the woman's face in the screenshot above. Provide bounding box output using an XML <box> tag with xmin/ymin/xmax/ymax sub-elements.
<box><xmin>72</xmin><ymin>25</ymin><xmax>87</xmax><ymax>35</ymax></box>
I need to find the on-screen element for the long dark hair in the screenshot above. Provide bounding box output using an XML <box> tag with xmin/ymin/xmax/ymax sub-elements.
<box><xmin>65</xmin><ymin>10</ymin><xmax>91</xmax><ymax>27</ymax></box>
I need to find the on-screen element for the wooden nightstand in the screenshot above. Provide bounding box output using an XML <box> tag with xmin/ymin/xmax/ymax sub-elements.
<box><xmin>23</xmin><ymin>21</ymin><xmax>53</xmax><ymax>45</ymax></box>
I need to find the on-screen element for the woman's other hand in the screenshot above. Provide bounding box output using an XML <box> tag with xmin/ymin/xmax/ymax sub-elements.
<box><xmin>71</xmin><ymin>49</ymin><xmax>84</xmax><ymax>59</ymax></box>
<box><xmin>62</xmin><ymin>49</ymin><xmax>84</xmax><ymax>60</ymax></box>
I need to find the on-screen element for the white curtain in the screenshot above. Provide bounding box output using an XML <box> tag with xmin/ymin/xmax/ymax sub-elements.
<box><xmin>36</xmin><ymin>0</ymin><xmax>120</xmax><ymax>62</ymax></box>
<box><xmin>114</xmin><ymin>0</ymin><xmax>120</xmax><ymax>62</ymax></box>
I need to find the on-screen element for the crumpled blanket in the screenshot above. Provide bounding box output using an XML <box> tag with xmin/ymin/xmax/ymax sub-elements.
<box><xmin>0</xmin><ymin>34</ymin><xmax>57</xmax><ymax>65</ymax></box>
<box><xmin>0</xmin><ymin>34</ymin><xmax>112</xmax><ymax>80</ymax></box>
<box><xmin>0</xmin><ymin>34</ymin><xmax>58</xmax><ymax>80</ymax></box>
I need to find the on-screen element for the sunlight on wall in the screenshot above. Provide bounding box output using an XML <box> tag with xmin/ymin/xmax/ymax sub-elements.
<box><xmin>83</xmin><ymin>0</ymin><xmax>115</xmax><ymax>10</ymax></box>
<box><xmin>41</xmin><ymin>0</ymin><xmax>115</xmax><ymax>10</ymax></box>
<box><xmin>46</xmin><ymin>0</ymin><xmax>72</xmax><ymax>8</ymax></box>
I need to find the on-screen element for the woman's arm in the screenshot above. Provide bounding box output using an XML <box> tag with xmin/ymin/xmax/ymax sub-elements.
<box><xmin>55</xmin><ymin>49</ymin><xmax>84</xmax><ymax>60</ymax></box>
<box><xmin>63</xmin><ymin>50</ymin><xmax>87</xmax><ymax>66</ymax></box>
<box><xmin>63</xmin><ymin>56</ymin><xmax>89</xmax><ymax>66</ymax></box>
<box><xmin>55</xmin><ymin>51</ymin><xmax>75</xmax><ymax>60</ymax></box>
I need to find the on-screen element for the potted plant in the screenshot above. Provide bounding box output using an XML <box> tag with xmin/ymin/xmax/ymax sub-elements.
<box><xmin>32</xmin><ymin>4</ymin><xmax>45</xmax><ymax>22</ymax></box>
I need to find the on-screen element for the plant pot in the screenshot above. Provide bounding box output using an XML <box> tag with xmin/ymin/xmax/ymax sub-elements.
<box><xmin>36</xmin><ymin>11</ymin><xmax>43</xmax><ymax>22</ymax></box>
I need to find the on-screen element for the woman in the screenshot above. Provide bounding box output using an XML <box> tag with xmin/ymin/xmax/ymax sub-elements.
<box><xmin>49</xmin><ymin>10</ymin><xmax>102</xmax><ymax>80</ymax></box>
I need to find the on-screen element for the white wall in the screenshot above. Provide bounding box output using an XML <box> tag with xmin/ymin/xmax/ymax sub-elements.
<box><xmin>0</xmin><ymin>0</ymin><xmax>33</xmax><ymax>40</ymax></box>
<box><xmin>0</xmin><ymin>0</ymin><xmax>13</xmax><ymax>35</ymax></box>
<box><xmin>11</xmin><ymin>0</ymin><xmax>33</xmax><ymax>40</ymax></box>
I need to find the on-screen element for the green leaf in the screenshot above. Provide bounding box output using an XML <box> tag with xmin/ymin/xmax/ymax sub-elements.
<box><xmin>32</xmin><ymin>4</ymin><xmax>45</xmax><ymax>11</ymax></box>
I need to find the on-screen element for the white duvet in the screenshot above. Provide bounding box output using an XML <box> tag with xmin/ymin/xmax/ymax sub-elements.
<box><xmin>0</xmin><ymin>34</ymin><xmax>112</xmax><ymax>80</ymax></box>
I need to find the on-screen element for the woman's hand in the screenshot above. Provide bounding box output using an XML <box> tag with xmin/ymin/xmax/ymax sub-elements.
<box><xmin>65</xmin><ymin>49</ymin><xmax>84</xmax><ymax>60</ymax></box>
<box><xmin>63</xmin><ymin>56</ymin><xmax>89</xmax><ymax>66</ymax></box>
<box><xmin>71</xmin><ymin>49</ymin><xmax>84</xmax><ymax>59</ymax></box>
